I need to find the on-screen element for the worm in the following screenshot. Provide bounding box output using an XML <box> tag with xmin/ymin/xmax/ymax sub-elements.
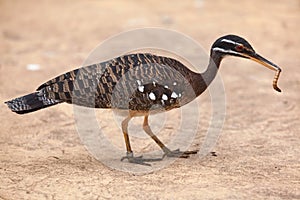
<box><xmin>273</xmin><ymin>69</ymin><xmax>281</xmax><ymax>92</ymax></box>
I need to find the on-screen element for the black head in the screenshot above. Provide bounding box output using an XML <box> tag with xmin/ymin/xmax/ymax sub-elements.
<box><xmin>212</xmin><ymin>35</ymin><xmax>255</xmax><ymax>58</ymax></box>
<box><xmin>211</xmin><ymin>34</ymin><xmax>281</xmax><ymax>77</ymax></box>
<box><xmin>211</xmin><ymin>34</ymin><xmax>282</xmax><ymax>92</ymax></box>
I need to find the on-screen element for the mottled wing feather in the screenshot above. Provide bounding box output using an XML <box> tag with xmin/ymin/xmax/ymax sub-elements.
<box><xmin>37</xmin><ymin>69</ymin><xmax>79</xmax><ymax>90</ymax></box>
<box><xmin>36</xmin><ymin>53</ymin><xmax>197</xmax><ymax>111</ymax></box>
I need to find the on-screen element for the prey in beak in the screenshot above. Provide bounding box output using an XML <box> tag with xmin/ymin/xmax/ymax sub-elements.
<box><xmin>212</xmin><ymin>35</ymin><xmax>282</xmax><ymax>92</ymax></box>
<box><xmin>245</xmin><ymin>52</ymin><xmax>282</xmax><ymax>92</ymax></box>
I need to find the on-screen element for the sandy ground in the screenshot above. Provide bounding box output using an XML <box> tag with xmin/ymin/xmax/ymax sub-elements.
<box><xmin>1</xmin><ymin>0</ymin><xmax>300</xmax><ymax>199</ymax></box>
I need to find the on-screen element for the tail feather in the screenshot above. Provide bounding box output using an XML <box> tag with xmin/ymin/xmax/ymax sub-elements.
<box><xmin>5</xmin><ymin>90</ymin><xmax>61</xmax><ymax>114</ymax></box>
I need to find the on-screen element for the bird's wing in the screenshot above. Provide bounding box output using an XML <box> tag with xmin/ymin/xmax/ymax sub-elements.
<box><xmin>109</xmin><ymin>54</ymin><xmax>197</xmax><ymax>111</ymax></box>
<box><xmin>35</xmin><ymin>53</ymin><xmax>196</xmax><ymax>110</ymax></box>
<box><xmin>36</xmin><ymin>62</ymin><xmax>108</xmax><ymax>107</ymax></box>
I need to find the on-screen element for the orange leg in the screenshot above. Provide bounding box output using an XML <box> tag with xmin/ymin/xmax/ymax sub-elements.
<box><xmin>121</xmin><ymin>115</ymin><xmax>133</xmax><ymax>154</ymax></box>
<box><xmin>121</xmin><ymin>113</ymin><xmax>162</xmax><ymax>166</ymax></box>
<box><xmin>142</xmin><ymin>114</ymin><xmax>198</xmax><ymax>158</ymax></box>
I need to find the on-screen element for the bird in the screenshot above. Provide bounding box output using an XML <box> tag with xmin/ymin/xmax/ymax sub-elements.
<box><xmin>5</xmin><ymin>34</ymin><xmax>282</xmax><ymax>165</ymax></box>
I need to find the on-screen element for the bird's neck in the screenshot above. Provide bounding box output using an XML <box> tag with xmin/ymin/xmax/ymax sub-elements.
<box><xmin>191</xmin><ymin>51</ymin><xmax>223</xmax><ymax>97</ymax></box>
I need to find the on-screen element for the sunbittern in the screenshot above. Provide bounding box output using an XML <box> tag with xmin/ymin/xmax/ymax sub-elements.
<box><xmin>5</xmin><ymin>35</ymin><xmax>282</xmax><ymax>165</ymax></box>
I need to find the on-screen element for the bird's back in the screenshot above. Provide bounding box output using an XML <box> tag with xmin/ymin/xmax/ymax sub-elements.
<box><xmin>37</xmin><ymin>53</ymin><xmax>198</xmax><ymax>112</ymax></box>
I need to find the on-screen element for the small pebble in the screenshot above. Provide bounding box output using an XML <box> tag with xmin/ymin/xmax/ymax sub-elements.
<box><xmin>26</xmin><ymin>64</ymin><xmax>40</xmax><ymax>71</ymax></box>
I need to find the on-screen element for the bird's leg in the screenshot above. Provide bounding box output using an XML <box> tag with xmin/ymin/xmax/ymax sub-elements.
<box><xmin>121</xmin><ymin>115</ymin><xmax>133</xmax><ymax>154</ymax></box>
<box><xmin>142</xmin><ymin>115</ymin><xmax>198</xmax><ymax>158</ymax></box>
<box><xmin>120</xmin><ymin>115</ymin><xmax>162</xmax><ymax>166</ymax></box>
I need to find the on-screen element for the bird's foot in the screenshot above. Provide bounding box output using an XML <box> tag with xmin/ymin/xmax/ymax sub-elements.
<box><xmin>121</xmin><ymin>152</ymin><xmax>162</xmax><ymax>166</ymax></box>
<box><xmin>163</xmin><ymin>148</ymin><xmax>198</xmax><ymax>158</ymax></box>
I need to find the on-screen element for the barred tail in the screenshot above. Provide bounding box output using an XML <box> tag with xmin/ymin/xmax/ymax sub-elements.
<box><xmin>5</xmin><ymin>90</ymin><xmax>61</xmax><ymax>114</ymax></box>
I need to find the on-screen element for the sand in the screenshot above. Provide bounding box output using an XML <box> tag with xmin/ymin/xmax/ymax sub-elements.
<box><xmin>0</xmin><ymin>0</ymin><xmax>299</xmax><ymax>199</ymax></box>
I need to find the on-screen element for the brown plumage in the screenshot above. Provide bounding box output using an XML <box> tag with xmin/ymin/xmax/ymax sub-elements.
<box><xmin>5</xmin><ymin>35</ymin><xmax>282</xmax><ymax>165</ymax></box>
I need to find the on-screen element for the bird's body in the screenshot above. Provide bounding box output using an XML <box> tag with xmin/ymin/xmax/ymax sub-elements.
<box><xmin>5</xmin><ymin>35</ymin><xmax>282</xmax><ymax>165</ymax></box>
<box><xmin>8</xmin><ymin>54</ymin><xmax>202</xmax><ymax>113</ymax></box>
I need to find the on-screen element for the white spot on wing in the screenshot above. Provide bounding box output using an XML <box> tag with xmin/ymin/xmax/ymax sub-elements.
<box><xmin>136</xmin><ymin>80</ymin><xmax>141</xmax><ymax>85</ymax></box>
<box><xmin>173</xmin><ymin>82</ymin><xmax>177</xmax><ymax>86</ymax></box>
<box><xmin>162</xmin><ymin>94</ymin><xmax>168</xmax><ymax>100</ymax></box>
<box><xmin>153</xmin><ymin>81</ymin><xmax>156</xmax><ymax>87</ymax></box>
<box><xmin>138</xmin><ymin>85</ymin><xmax>144</xmax><ymax>92</ymax></box>
<box><xmin>149</xmin><ymin>92</ymin><xmax>156</xmax><ymax>100</ymax></box>
<box><xmin>171</xmin><ymin>92</ymin><xmax>178</xmax><ymax>98</ymax></box>
<box><xmin>164</xmin><ymin>85</ymin><xmax>169</xmax><ymax>89</ymax></box>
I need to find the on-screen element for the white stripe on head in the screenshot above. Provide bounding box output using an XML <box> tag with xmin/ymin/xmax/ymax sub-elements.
<box><xmin>212</xmin><ymin>47</ymin><xmax>242</xmax><ymax>56</ymax></box>
<box><xmin>221</xmin><ymin>38</ymin><xmax>242</xmax><ymax>46</ymax></box>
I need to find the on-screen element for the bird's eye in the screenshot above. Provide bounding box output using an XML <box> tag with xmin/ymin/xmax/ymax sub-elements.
<box><xmin>235</xmin><ymin>45</ymin><xmax>244</xmax><ymax>51</ymax></box>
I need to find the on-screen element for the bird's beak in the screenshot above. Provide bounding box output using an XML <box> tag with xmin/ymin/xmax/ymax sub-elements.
<box><xmin>244</xmin><ymin>52</ymin><xmax>282</xmax><ymax>92</ymax></box>
<box><xmin>248</xmin><ymin>53</ymin><xmax>281</xmax><ymax>72</ymax></box>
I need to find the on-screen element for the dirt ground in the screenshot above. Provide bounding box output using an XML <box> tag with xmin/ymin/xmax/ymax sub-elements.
<box><xmin>1</xmin><ymin>0</ymin><xmax>300</xmax><ymax>199</ymax></box>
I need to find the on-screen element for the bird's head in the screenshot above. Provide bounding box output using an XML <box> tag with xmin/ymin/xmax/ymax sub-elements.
<box><xmin>211</xmin><ymin>34</ymin><xmax>282</xmax><ymax>92</ymax></box>
<box><xmin>212</xmin><ymin>34</ymin><xmax>280</xmax><ymax>72</ymax></box>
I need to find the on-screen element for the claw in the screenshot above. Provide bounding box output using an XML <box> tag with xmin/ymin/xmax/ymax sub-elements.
<box><xmin>163</xmin><ymin>148</ymin><xmax>198</xmax><ymax>158</ymax></box>
<box><xmin>121</xmin><ymin>152</ymin><xmax>162</xmax><ymax>166</ymax></box>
